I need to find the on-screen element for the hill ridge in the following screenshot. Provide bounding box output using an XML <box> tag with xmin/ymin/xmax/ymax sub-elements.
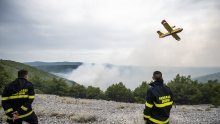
<box><xmin>0</xmin><ymin>59</ymin><xmax>76</xmax><ymax>85</ymax></box>
<box><xmin>195</xmin><ymin>72</ymin><xmax>220</xmax><ymax>82</ymax></box>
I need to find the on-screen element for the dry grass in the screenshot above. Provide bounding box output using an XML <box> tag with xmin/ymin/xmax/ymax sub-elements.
<box><xmin>50</xmin><ymin>112</ymin><xmax>67</xmax><ymax>119</ymax></box>
<box><xmin>116</xmin><ymin>105</ymin><xmax>126</xmax><ymax>109</ymax></box>
<box><xmin>181</xmin><ymin>106</ymin><xmax>187</xmax><ymax>112</ymax></box>
<box><xmin>196</xmin><ymin>108</ymin><xmax>203</xmax><ymax>111</ymax></box>
<box><xmin>116</xmin><ymin>103</ymin><xmax>135</xmax><ymax>110</ymax></box>
<box><xmin>69</xmin><ymin>112</ymin><xmax>97</xmax><ymax>123</ymax></box>
<box><xmin>60</xmin><ymin>97</ymin><xmax>92</xmax><ymax>105</ymax></box>
<box><xmin>205</xmin><ymin>107</ymin><xmax>211</xmax><ymax>111</ymax></box>
<box><xmin>181</xmin><ymin>105</ymin><xmax>200</xmax><ymax>112</ymax></box>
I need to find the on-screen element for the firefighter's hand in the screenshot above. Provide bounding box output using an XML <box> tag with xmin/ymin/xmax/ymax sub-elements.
<box><xmin>12</xmin><ymin>111</ymin><xmax>19</xmax><ymax>122</ymax></box>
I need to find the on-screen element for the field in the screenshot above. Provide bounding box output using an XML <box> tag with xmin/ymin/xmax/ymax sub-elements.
<box><xmin>1</xmin><ymin>95</ymin><xmax>220</xmax><ymax>124</ymax></box>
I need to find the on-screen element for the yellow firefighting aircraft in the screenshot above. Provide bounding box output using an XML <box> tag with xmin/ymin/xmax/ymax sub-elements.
<box><xmin>157</xmin><ymin>20</ymin><xmax>183</xmax><ymax>41</ymax></box>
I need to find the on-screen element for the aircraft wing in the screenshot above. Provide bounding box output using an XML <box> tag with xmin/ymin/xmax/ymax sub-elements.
<box><xmin>161</xmin><ymin>20</ymin><xmax>173</xmax><ymax>32</ymax></box>
<box><xmin>172</xmin><ymin>33</ymin><xmax>181</xmax><ymax>41</ymax></box>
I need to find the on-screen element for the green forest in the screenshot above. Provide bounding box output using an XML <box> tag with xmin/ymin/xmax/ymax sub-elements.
<box><xmin>0</xmin><ymin>60</ymin><xmax>220</xmax><ymax>106</ymax></box>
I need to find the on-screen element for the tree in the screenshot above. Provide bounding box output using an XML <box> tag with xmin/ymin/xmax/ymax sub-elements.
<box><xmin>133</xmin><ymin>81</ymin><xmax>149</xmax><ymax>103</ymax></box>
<box><xmin>0</xmin><ymin>65</ymin><xmax>11</xmax><ymax>94</ymax></box>
<box><xmin>105</xmin><ymin>82</ymin><xmax>134</xmax><ymax>102</ymax></box>
<box><xmin>49</xmin><ymin>78</ymin><xmax>69</xmax><ymax>96</ymax></box>
<box><xmin>86</xmin><ymin>86</ymin><xmax>104</xmax><ymax>99</ymax></box>
<box><xmin>29</xmin><ymin>76</ymin><xmax>45</xmax><ymax>94</ymax></box>
<box><xmin>168</xmin><ymin>74</ymin><xmax>202</xmax><ymax>104</ymax></box>
<box><xmin>69</xmin><ymin>84</ymin><xmax>87</xmax><ymax>98</ymax></box>
<box><xmin>199</xmin><ymin>80</ymin><xmax>220</xmax><ymax>106</ymax></box>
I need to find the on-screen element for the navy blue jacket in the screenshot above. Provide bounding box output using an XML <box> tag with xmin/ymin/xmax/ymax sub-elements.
<box><xmin>1</xmin><ymin>78</ymin><xmax>35</xmax><ymax>119</ymax></box>
<box><xmin>144</xmin><ymin>80</ymin><xmax>173</xmax><ymax>124</ymax></box>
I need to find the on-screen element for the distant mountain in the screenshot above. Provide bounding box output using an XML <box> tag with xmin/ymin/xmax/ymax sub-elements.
<box><xmin>26</xmin><ymin>61</ymin><xmax>83</xmax><ymax>66</ymax></box>
<box><xmin>195</xmin><ymin>72</ymin><xmax>220</xmax><ymax>83</ymax></box>
<box><xmin>25</xmin><ymin>61</ymin><xmax>83</xmax><ymax>73</ymax></box>
<box><xmin>0</xmin><ymin>60</ymin><xmax>76</xmax><ymax>85</ymax></box>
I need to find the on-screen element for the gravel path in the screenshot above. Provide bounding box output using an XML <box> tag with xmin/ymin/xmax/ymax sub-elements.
<box><xmin>1</xmin><ymin>94</ymin><xmax>220</xmax><ymax>124</ymax></box>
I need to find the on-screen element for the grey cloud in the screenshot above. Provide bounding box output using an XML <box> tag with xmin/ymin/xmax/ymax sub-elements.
<box><xmin>0</xmin><ymin>0</ymin><xmax>138</xmax><ymax>51</ymax></box>
<box><xmin>0</xmin><ymin>0</ymin><xmax>220</xmax><ymax>66</ymax></box>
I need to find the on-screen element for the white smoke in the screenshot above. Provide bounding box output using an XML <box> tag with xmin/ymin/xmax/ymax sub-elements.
<box><xmin>67</xmin><ymin>64</ymin><xmax>151</xmax><ymax>90</ymax></box>
<box><xmin>64</xmin><ymin>64</ymin><xmax>220</xmax><ymax>90</ymax></box>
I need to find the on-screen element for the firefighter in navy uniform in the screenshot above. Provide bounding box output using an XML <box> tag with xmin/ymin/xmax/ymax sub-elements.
<box><xmin>144</xmin><ymin>71</ymin><xmax>173</xmax><ymax>124</ymax></box>
<box><xmin>1</xmin><ymin>70</ymin><xmax>38</xmax><ymax>124</ymax></box>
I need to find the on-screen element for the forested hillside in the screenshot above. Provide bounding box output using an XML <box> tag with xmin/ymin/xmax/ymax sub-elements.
<box><xmin>0</xmin><ymin>60</ymin><xmax>76</xmax><ymax>94</ymax></box>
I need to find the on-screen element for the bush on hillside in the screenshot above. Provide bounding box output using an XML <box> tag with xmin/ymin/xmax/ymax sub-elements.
<box><xmin>105</xmin><ymin>82</ymin><xmax>134</xmax><ymax>102</ymax></box>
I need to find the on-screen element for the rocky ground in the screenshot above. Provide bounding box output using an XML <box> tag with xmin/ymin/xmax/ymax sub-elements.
<box><xmin>1</xmin><ymin>94</ymin><xmax>220</xmax><ymax>124</ymax></box>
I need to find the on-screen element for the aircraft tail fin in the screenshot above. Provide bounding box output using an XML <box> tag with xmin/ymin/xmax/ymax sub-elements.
<box><xmin>157</xmin><ymin>31</ymin><xmax>164</xmax><ymax>38</ymax></box>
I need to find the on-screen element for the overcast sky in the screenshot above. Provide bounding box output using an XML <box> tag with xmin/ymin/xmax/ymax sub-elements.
<box><xmin>0</xmin><ymin>0</ymin><xmax>220</xmax><ymax>67</ymax></box>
